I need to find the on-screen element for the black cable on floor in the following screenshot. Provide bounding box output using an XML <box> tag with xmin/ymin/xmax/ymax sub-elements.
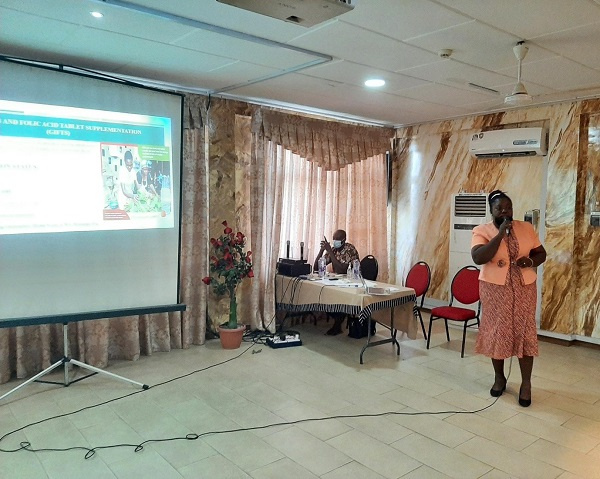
<box><xmin>0</xmin><ymin>339</ymin><xmax>257</xmax><ymax>454</ymax></box>
<box><xmin>0</xmin><ymin>309</ymin><xmax>514</xmax><ymax>460</ymax></box>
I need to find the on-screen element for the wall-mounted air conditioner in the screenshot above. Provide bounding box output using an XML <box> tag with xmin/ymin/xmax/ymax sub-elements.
<box><xmin>217</xmin><ymin>0</ymin><xmax>355</xmax><ymax>27</ymax></box>
<box><xmin>470</xmin><ymin>127</ymin><xmax>548</xmax><ymax>158</ymax></box>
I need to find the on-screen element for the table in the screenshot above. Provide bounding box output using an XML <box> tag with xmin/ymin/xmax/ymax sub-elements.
<box><xmin>275</xmin><ymin>275</ymin><xmax>417</xmax><ymax>363</ymax></box>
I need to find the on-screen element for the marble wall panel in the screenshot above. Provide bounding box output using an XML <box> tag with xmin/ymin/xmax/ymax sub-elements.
<box><xmin>392</xmin><ymin>100</ymin><xmax>600</xmax><ymax>338</ymax></box>
<box><xmin>575</xmin><ymin>108</ymin><xmax>600</xmax><ymax>337</ymax></box>
<box><xmin>391</xmin><ymin>117</ymin><xmax>543</xmax><ymax>302</ymax></box>
<box><xmin>197</xmin><ymin>94</ymin><xmax>598</xmax><ymax>338</ymax></box>
<box><xmin>537</xmin><ymin>103</ymin><xmax>579</xmax><ymax>334</ymax></box>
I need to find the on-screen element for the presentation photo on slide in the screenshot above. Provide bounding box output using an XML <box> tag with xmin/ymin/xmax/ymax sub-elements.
<box><xmin>0</xmin><ymin>99</ymin><xmax>175</xmax><ymax>235</ymax></box>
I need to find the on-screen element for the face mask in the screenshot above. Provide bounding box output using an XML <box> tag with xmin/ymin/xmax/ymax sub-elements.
<box><xmin>333</xmin><ymin>240</ymin><xmax>343</xmax><ymax>249</ymax></box>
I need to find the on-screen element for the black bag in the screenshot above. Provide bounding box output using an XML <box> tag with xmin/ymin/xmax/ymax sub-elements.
<box><xmin>347</xmin><ymin>317</ymin><xmax>372</xmax><ymax>339</ymax></box>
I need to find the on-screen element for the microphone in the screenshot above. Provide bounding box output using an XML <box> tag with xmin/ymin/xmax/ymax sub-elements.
<box><xmin>300</xmin><ymin>242</ymin><xmax>304</xmax><ymax>261</ymax></box>
<box><xmin>286</xmin><ymin>240</ymin><xmax>290</xmax><ymax>258</ymax></box>
<box><xmin>504</xmin><ymin>216</ymin><xmax>513</xmax><ymax>236</ymax></box>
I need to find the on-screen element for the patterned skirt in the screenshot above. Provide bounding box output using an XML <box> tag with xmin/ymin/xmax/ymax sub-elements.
<box><xmin>475</xmin><ymin>273</ymin><xmax>538</xmax><ymax>359</ymax></box>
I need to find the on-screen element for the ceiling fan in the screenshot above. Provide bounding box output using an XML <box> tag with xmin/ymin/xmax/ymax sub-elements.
<box><xmin>504</xmin><ymin>41</ymin><xmax>533</xmax><ymax>106</ymax></box>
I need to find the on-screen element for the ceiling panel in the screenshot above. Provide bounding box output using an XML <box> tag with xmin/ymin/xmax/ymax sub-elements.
<box><xmin>172</xmin><ymin>29</ymin><xmax>320</xmax><ymax>70</ymax></box>
<box><xmin>340</xmin><ymin>0</ymin><xmax>472</xmax><ymax>41</ymax></box>
<box><xmin>302</xmin><ymin>60</ymin><xmax>428</xmax><ymax>91</ymax></box>
<box><xmin>1</xmin><ymin>0</ymin><xmax>600</xmax><ymax>126</ymax></box>
<box><xmin>0</xmin><ymin>9</ymin><xmax>81</xmax><ymax>49</ymax></box>
<box><xmin>435</xmin><ymin>0</ymin><xmax>600</xmax><ymax>40</ymax></box>
<box><xmin>196</xmin><ymin>61</ymin><xmax>281</xmax><ymax>91</ymax></box>
<box><xmin>497</xmin><ymin>57</ymin><xmax>600</xmax><ymax>91</ymax></box>
<box><xmin>66</xmin><ymin>27</ymin><xmax>237</xmax><ymax>73</ymax></box>
<box><xmin>404</xmin><ymin>21</ymin><xmax>556</xmax><ymax>71</ymax></box>
<box><xmin>397</xmin><ymin>83</ymin><xmax>496</xmax><ymax>107</ymax></box>
<box><xmin>289</xmin><ymin>21</ymin><xmax>441</xmax><ymax>72</ymax></box>
<box><xmin>398</xmin><ymin>59</ymin><xmax>514</xmax><ymax>93</ymax></box>
<box><xmin>534</xmin><ymin>22</ymin><xmax>600</xmax><ymax>69</ymax></box>
<box><xmin>0</xmin><ymin>1</ymin><xmax>197</xmax><ymax>44</ymax></box>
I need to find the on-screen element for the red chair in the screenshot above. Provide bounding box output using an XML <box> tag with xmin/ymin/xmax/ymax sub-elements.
<box><xmin>427</xmin><ymin>265</ymin><xmax>480</xmax><ymax>358</ymax></box>
<box><xmin>404</xmin><ymin>261</ymin><xmax>431</xmax><ymax>340</ymax></box>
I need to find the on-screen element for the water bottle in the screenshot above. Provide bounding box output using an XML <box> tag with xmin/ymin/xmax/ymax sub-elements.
<box><xmin>352</xmin><ymin>259</ymin><xmax>361</xmax><ymax>280</ymax></box>
<box><xmin>347</xmin><ymin>263</ymin><xmax>353</xmax><ymax>280</ymax></box>
<box><xmin>318</xmin><ymin>256</ymin><xmax>327</xmax><ymax>278</ymax></box>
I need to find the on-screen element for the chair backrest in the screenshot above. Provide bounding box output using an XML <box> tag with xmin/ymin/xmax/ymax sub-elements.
<box><xmin>360</xmin><ymin>255</ymin><xmax>378</xmax><ymax>281</ymax></box>
<box><xmin>405</xmin><ymin>261</ymin><xmax>431</xmax><ymax>304</ymax></box>
<box><xmin>450</xmin><ymin>265</ymin><xmax>480</xmax><ymax>305</ymax></box>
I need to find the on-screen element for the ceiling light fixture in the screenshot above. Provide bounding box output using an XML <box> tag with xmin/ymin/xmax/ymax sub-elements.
<box><xmin>365</xmin><ymin>79</ymin><xmax>385</xmax><ymax>88</ymax></box>
<box><xmin>90</xmin><ymin>11</ymin><xmax>104</xmax><ymax>18</ymax></box>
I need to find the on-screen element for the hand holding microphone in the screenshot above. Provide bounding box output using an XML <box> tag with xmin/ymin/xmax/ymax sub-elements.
<box><xmin>500</xmin><ymin>216</ymin><xmax>513</xmax><ymax>237</ymax></box>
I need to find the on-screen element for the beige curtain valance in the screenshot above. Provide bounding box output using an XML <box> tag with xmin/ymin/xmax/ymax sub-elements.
<box><xmin>253</xmin><ymin>109</ymin><xmax>394</xmax><ymax>170</ymax></box>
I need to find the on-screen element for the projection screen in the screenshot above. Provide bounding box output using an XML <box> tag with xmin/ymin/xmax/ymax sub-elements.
<box><xmin>0</xmin><ymin>59</ymin><xmax>184</xmax><ymax>324</ymax></box>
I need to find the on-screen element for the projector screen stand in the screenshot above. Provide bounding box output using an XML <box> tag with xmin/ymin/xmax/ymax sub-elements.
<box><xmin>0</xmin><ymin>322</ymin><xmax>149</xmax><ymax>402</ymax></box>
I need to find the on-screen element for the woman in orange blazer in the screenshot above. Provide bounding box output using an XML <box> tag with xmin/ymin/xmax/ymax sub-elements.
<box><xmin>471</xmin><ymin>190</ymin><xmax>546</xmax><ymax>407</ymax></box>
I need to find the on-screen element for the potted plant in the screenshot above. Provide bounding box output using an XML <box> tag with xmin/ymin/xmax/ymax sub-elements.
<box><xmin>202</xmin><ymin>220</ymin><xmax>253</xmax><ymax>349</ymax></box>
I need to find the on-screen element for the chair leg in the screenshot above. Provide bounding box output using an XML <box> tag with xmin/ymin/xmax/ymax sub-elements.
<box><xmin>415</xmin><ymin>308</ymin><xmax>427</xmax><ymax>341</ymax></box>
<box><xmin>444</xmin><ymin>320</ymin><xmax>450</xmax><ymax>342</ymax></box>
<box><xmin>426</xmin><ymin>317</ymin><xmax>434</xmax><ymax>349</ymax></box>
<box><xmin>461</xmin><ymin>322</ymin><xmax>468</xmax><ymax>358</ymax></box>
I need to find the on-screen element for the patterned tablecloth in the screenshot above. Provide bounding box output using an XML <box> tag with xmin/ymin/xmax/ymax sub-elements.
<box><xmin>275</xmin><ymin>275</ymin><xmax>418</xmax><ymax>362</ymax></box>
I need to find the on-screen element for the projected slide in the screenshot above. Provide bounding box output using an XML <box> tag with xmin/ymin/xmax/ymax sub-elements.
<box><xmin>0</xmin><ymin>100</ymin><xmax>175</xmax><ymax>235</ymax></box>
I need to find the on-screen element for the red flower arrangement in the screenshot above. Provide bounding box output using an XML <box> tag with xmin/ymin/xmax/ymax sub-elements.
<box><xmin>202</xmin><ymin>220</ymin><xmax>253</xmax><ymax>329</ymax></box>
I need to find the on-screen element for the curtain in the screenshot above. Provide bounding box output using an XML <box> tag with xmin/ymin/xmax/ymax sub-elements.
<box><xmin>241</xmin><ymin>109</ymin><xmax>393</xmax><ymax>333</ymax></box>
<box><xmin>0</xmin><ymin>94</ymin><xmax>209</xmax><ymax>385</ymax></box>
<box><xmin>277</xmin><ymin>147</ymin><xmax>389</xmax><ymax>281</ymax></box>
<box><xmin>258</xmin><ymin>109</ymin><xmax>394</xmax><ymax>170</ymax></box>
<box><xmin>243</xmin><ymin>124</ymin><xmax>282</xmax><ymax>332</ymax></box>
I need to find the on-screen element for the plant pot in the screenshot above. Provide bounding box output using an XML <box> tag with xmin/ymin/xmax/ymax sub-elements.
<box><xmin>218</xmin><ymin>325</ymin><xmax>245</xmax><ymax>349</ymax></box>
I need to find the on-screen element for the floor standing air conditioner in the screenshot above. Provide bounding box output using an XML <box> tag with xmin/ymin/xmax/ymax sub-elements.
<box><xmin>449</xmin><ymin>193</ymin><xmax>490</xmax><ymax>310</ymax></box>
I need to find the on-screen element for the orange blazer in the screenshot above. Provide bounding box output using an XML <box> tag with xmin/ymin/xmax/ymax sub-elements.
<box><xmin>471</xmin><ymin>220</ymin><xmax>542</xmax><ymax>285</ymax></box>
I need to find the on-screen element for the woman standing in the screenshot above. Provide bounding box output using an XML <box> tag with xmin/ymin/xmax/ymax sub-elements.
<box><xmin>471</xmin><ymin>190</ymin><xmax>546</xmax><ymax>407</ymax></box>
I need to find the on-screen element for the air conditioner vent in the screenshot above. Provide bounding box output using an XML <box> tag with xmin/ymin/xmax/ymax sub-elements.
<box><xmin>454</xmin><ymin>195</ymin><xmax>487</xmax><ymax>217</ymax></box>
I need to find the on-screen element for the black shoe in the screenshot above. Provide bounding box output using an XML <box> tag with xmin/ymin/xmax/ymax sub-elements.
<box><xmin>490</xmin><ymin>385</ymin><xmax>506</xmax><ymax>397</ymax></box>
<box><xmin>518</xmin><ymin>387</ymin><xmax>531</xmax><ymax>407</ymax></box>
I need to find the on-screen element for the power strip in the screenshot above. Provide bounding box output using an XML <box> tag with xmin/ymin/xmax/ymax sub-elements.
<box><xmin>266</xmin><ymin>332</ymin><xmax>302</xmax><ymax>349</ymax></box>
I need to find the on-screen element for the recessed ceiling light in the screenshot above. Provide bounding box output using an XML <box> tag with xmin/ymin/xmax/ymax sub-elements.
<box><xmin>90</xmin><ymin>11</ymin><xmax>104</xmax><ymax>18</ymax></box>
<box><xmin>364</xmin><ymin>79</ymin><xmax>385</xmax><ymax>88</ymax></box>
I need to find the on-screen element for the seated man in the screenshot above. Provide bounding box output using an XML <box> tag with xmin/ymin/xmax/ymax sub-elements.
<box><xmin>313</xmin><ymin>230</ymin><xmax>359</xmax><ymax>335</ymax></box>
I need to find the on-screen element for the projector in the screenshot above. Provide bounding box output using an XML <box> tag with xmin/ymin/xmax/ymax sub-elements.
<box><xmin>217</xmin><ymin>0</ymin><xmax>355</xmax><ymax>27</ymax></box>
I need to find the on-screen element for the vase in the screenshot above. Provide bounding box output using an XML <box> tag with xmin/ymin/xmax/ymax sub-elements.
<box><xmin>218</xmin><ymin>324</ymin><xmax>245</xmax><ymax>349</ymax></box>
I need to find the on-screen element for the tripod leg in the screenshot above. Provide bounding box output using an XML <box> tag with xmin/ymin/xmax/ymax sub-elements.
<box><xmin>0</xmin><ymin>358</ymin><xmax>65</xmax><ymax>401</ymax></box>
<box><xmin>69</xmin><ymin>359</ymin><xmax>149</xmax><ymax>389</ymax></box>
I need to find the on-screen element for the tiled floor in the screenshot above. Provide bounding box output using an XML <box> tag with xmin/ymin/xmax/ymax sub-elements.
<box><xmin>1</xmin><ymin>313</ymin><xmax>600</xmax><ymax>479</ymax></box>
